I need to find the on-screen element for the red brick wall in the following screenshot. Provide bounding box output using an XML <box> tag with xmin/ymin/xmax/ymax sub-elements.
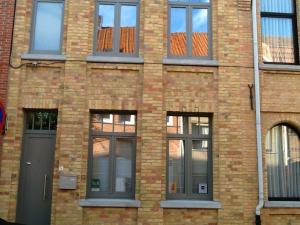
<box><xmin>0</xmin><ymin>0</ymin><xmax>15</xmax><ymax>170</ymax></box>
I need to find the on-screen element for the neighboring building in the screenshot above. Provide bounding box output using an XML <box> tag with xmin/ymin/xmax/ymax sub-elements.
<box><xmin>0</xmin><ymin>0</ymin><xmax>300</xmax><ymax>225</ymax></box>
<box><xmin>0</xmin><ymin>0</ymin><xmax>16</xmax><ymax>169</ymax></box>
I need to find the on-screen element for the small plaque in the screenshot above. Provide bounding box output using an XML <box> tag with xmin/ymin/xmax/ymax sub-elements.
<box><xmin>59</xmin><ymin>174</ymin><xmax>77</xmax><ymax>190</ymax></box>
<box><xmin>198</xmin><ymin>183</ymin><xmax>208</xmax><ymax>194</ymax></box>
<box><xmin>91</xmin><ymin>179</ymin><xmax>100</xmax><ymax>192</ymax></box>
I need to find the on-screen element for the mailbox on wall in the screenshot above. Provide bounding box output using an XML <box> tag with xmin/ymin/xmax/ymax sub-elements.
<box><xmin>59</xmin><ymin>174</ymin><xmax>77</xmax><ymax>190</ymax></box>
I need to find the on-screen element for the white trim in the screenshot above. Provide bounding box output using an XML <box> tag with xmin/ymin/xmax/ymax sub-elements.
<box><xmin>265</xmin><ymin>201</ymin><xmax>300</xmax><ymax>208</ymax></box>
<box><xmin>79</xmin><ymin>199</ymin><xmax>141</xmax><ymax>208</ymax></box>
<box><xmin>160</xmin><ymin>200</ymin><xmax>221</xmax><ymax>209</ymax></box>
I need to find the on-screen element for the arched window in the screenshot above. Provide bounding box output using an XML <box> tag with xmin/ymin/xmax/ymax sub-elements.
<box><xmin>266</xmin><ymin>124</ymin><xmax>300</xmax><ymax>200</ymax></box>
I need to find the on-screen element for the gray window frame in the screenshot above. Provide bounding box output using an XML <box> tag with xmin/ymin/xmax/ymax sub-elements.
<box><xmin>166</xmin><ymin>113</ymin><xmax>213</xmax><ymax>200</ymax></box>
<box><xmin>167</xmin><ymin>0</ymin><xmax>212</xmax><ymax>59</ymax></box>
<box><xmin>93</xmin><ymin>0</ymin><xmax>140</xmax><ymax>57</ymax></box>
<box><xmin>87</xmin><ymin>111</ymin><xmax>137</xmax><ymax>199</ymax></box>
<box><xmin>29</xmin><ymin>0</ymin><xmax>65</xmax><ymax>55</ymax></box>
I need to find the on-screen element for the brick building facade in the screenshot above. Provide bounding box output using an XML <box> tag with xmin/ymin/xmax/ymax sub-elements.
<box><xmin>0</xmin><ymin>0</ymin><xmax>300</xmax><ymax>224</ymax></box>
<box><xmin>0</xmin><ymin>0</ymin><xmax>16</xmax><ymax>165</ymax></box>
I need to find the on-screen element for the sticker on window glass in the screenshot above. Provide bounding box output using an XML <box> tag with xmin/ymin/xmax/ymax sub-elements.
<box><xmin>91</xmin><ymin>179</ymin><xmax>100</xmax><ymax>191</ymax></box>
<box><xmin>198</xmin><ymin>183</ymin><xmax>208</xmax><ymax>194</ymax></box>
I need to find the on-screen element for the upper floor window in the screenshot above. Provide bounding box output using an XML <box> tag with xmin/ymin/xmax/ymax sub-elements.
<box><xmin>30</xmin><ymin>0</ymin><xmax>64</xmax><ymax>54</ymax></box>
<box><xmin>167</xmin><ymin>113</ymin><xmax>212</xmax><ymax>200</ymax></box>
<box><xmin>266</xmin><ymin>124</ymin><xmax>300</xmax><ymax>200</ymax></box>
<box><xmin>95</xmin><ymin>0</ymin><xmax>139</xmax><ymax>56</ymax></box>
<box><xmin>88</xmin><ymin>112</ymin><xmax>136</xmax><ymax>198</ymax></box>
<box><xmin>261</xmin><ymin>0</ymin><xmax>298</xmax><ymax>64</ymax></box>
<box><xmin>168</xmin><ymin>0</ymin><xmax>211</xmax><ymax>58</ymax></box>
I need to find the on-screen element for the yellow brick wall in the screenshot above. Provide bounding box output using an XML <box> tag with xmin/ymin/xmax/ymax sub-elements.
<box><xmin>0</xmin><ymin>0</ymin><xmax>300</xmax><ymax>224</ymax></box>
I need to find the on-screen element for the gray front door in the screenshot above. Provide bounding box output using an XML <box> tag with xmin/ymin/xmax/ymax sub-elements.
<box><xmin>16</xmin><ymin>111</ymin><xmax>57</xmax><ymax>225</ymax></box>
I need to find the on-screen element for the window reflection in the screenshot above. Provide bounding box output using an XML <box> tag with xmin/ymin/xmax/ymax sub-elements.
<box><xmin>192</xmin><ymin>140</ymin><xmax>208</xmax><ymax>194</ymax></box>
<box><xmin>97</xmin><ymin>4</ymin><xmax>115</xmax><ymax>52</ymax></box>
<box><xmin>33</xmin><ymin>2</ymin><xmax>63</xmax><ymax>52</ymax></box>
<box><xmin>192</xmin><ymin>9</ymin><xmax>208</xmax><ymax>57</ymax></box>
<box><xmin>115</xmin><ymin>138</ymin><xmax>134</xmax><ymax>193</ymax></box>
<box><xmin>168</xmin><ymin>140</ymin><xmax>185</xmax><ymax>194</ymax></box>
<box><xmin>170</xmin><ymin>8</ymin><xmax>187</xmax><ymax>56</ymax></box>
<box><xmin>119</xmin><ymin>5</ymin><xmax>136</xmax><ymax>54</ymax></box>
<box><xmin>266</xmin><ymin>125</ymin><xmax>300</xmax><ymax>198</ymax></box>
<box><xmin>262</xmin><ymin>18</ymin><xmax>294</xmax><ymax>63</ymax></box>
<box><xmin>261</xmin><ymin>0</ymin><xmax>293</xmax><ymax>13</ymax></box>
<box><xmin>92</xmin><ymin>138</ymin><xmax>110</xmax><ymax>192</ymax></box>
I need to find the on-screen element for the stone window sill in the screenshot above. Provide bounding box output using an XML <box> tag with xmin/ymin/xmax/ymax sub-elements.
<box><xmin>265</xmin><ymin>201</ymin><xmax>300</xmax><ymax>208</ymax></box>
<box><xmin>86</xmin><ymin>55</ymin><xmax>144</xmax><ymax>64</ymax></box>
<box><xmin>160</xmin><ymin>200</ymin><xmax>221</xmax><ymax>209</ymax></box>
<box><xmin>79</xmin><ymin>199</ymin><xmax>141</xmax><ymax>208</ymax></box>
<box><xmin>259</xmin><ymin>63</ymin><xmax>300</xmax><ymax>72</ymax></box>
<box><xmin>163</xmin><ymin>58</ymin><xmax>219</xmax><ymax>67</ymax></box>
<box><xmin>21</xmin><ymin>53</ymin><xmax>66</xmax><ymax>61</ymax></box>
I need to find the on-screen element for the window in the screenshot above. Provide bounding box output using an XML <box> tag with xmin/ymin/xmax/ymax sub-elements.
<box><xmin>26</xmin><ymin>111</ymin><xmax>57</xmax><ymax>131</ymax></box>
<box><xmin>261</xmin><ymin>0</ymin><xmax>298</xmax><ymax>64</ymax></box>
<box><xmin>266</xmin><ymin>124</ymin><xmax>300</xmax><ymax>200</ymax></box>
<box><xmin>88</xmin><ymin>112</ymin><xmax>136</xmax><ymax>198</ymax></box>
<box><xmin>94</xmin><ymin>0</ymin><xmax>139</xmax><ymax>56</ymax></box>
<box><xmin>168</xmin><ymin>0</ymin><xmax>211</xmax><ymax>58</ymax></box>
<box><xmin>30</xmin><ymin>0</ymin><xmax>64</xmax><ymax>54</ymax></box>
<box><xmin>167</xmin><ymin>113</ymin><xmax>212</xmax><ymax>200</ymax></box>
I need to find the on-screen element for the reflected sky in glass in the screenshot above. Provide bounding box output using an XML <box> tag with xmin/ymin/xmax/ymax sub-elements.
<box><xmin>261</xmin><ymin>0</ymin><xmax>292</xmax><ymax>13</ymax></box>
<box><xmin>171</xmin><ymin>8</ymin><xmax>186</xmax><ymax>32</ymax></box>
<box><xmin>33</xmin><ymin>2</ymin><xmax>63</xmax><ymax>51</ymax></box>
<box><xmin>192</xmin><ymin>9</ymin><xmax>208</xmax><ymax>32</ymax></box>
<box><xmin>262</xmin><ymin>18</ymin><xmax>293</xmax><ymax>37</ymax></box>
<box><xmin>120</xmin><ymin>5</ymin><xmax>136</xmax><ymax>27</ymax></box>
<box><xmin>99</xmin><ymin>5</ymin><xmax>115</xmax><ymax>27</ymax></box>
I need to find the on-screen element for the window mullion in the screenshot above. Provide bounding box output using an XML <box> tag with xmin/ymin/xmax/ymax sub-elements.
<box><xmin>114</xmin><ymin>3</ymin><xmax>121</xmax><ymax>54</ymax></box>
<box><xmin>109</xmin><ymin>136</ymin><xmax>116</xmax><ymax>194</ymax></box>
<box><xmin>185</xmin><ymin>138</ymin><xmax>191</xmax><ymax>197</ymax></box>
<box><xmin>187</xmin><ymin>6</ymin><xmax>192</xmax><ymax>57</ymax></box>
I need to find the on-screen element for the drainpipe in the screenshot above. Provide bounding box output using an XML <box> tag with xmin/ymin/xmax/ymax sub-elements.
<box><xmin>251</xmin><ymin>0</ymin><xmax>264</xmax><ymax>224</ymax></box>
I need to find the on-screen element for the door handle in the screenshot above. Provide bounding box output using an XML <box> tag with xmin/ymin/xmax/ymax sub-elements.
<box><xmin>26</xmin><ymin>162</ymin><xmax>31</xmax><ymax>165</ymax></box>
<box><xmin>43</xmin><ymin>174</ymin><xmax>47</xmax><ymax>201</ymax></box>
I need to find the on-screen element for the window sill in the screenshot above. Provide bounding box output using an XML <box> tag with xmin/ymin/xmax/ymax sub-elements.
<box><xmin>79</xmin><ymin>198</ymin><xmax>141</xmax><ymax>208</ymax></box>
<box><xmin>265</xmin><ymin>201</ymin><xmax>300</xmax><ymax>208</ymax></box>
<box><xmin>160</xmin><ymin>200</ymin><xmax>221</xmax><ymax>209</ymax></box>
<box><xmin>86</xmin><ymin>55</ymin><xmax>144</xmax><ymax>64</ymax></box>
<box><xmin>259</xmin><ymin>63</ymin><xmax>300</xmax><ymax>72</ymax></box>
<box><xmin>163</xmin><ymin>58</ymin><xmax>219</xmax><ymax>67</ymax></box>
<box><xmin>21</xmin><ymin>53</ymin><xmax>66</xmax><ymax>61</ymax></box>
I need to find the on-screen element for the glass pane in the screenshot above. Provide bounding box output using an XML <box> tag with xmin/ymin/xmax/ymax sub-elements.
<box><xmin>267</xmin><ymin>125</ymin><xmax>300</xmax><ymax>198</ymax></box>
<box><xmin>124</xmin><ymin>115</ymin><xmax>136</xmax><ymax>133</ymax></box>
<box><xmin>261</xmin><ymin>0</ymin><xmax>293</xmax><ymax>13</ymax></box>
<box><xmin>49</xmin><ymin>112</ymin><xmax>57</xmax><ymax>130</ymax></box>
<box><xmin>91</xmin><ymin>114</ymin><xmax>103</xmax><ymax>131</ymax></box>
<box><xmin>27</xmin><ymin>112</ymin><xmax>34</xmax><ymax>129</ymax></box>
<box><xmin>200</xmin><ymin>117</ymin><xmax>209</xmax><ymax>135</ymax></box>
<box><xmin>192</xmin><ymin>9</ymin><xmax>208</xmax><ymax>57</ymax></box>
<box><xmin>169</xmin><ymin>0</ymin><xmax>210</xmax><ymax>2</ymax></box>
<box><xmin>119</xmin><ymin>5</ymin><xmax>136</xmax><ymax>54</ymax></box>
<box><xmin>261</xmin><ymin>17</ymin><xmax>294</xmax><ymax>63</ymax></box>
<box><xmin>92</xmin><ymin>138</ymin><xmax>110</xmax><ymax>192</ymax></box>
<box><xmin>97</xmin><ymin>4</ymin><xmax>115</xmax><ymax>52</ymax></box>
<box><xmin>33</xmin><ymin>112</ymin><xmax>42</xmax><ymax>130</ymax></box>
<box><xmin>177</xmin><ymin>116</ymin><xmax>184</xmax><ymax>134</ymax></box>
<box><xmin>33</xmin><ymin>2</ymin><xmax>63</xmax><ymax>51</ymax></box>
<box><xmin>189</xmin><ymin>116</ymin><xmax>200</xmax><ymax>135</ymax></box>
<box><xmin>114</xmin><ymin>114</ymin><xmax>125</xmax><ymax>132</ymax></box>
<box><xmin>115</xmin><ymin>138</ymin><xmax>134</xmax><ymax>193</ymax></box>
<box><xmin>170</xmin><ymin>8</ymin><xmax>187</xmax><ymax>56</ymax></box>
<box><xmin>192</xmin><ymin>140</ymin><xmax>208</xmax><ymax>194</ymax></box>
<box><xmin>167</xmin><ymin>116</ymin><xmax>177</xmax><ymax>134</ymax></box>
<box><xmin>102</xmin><ymin>114</ymin><xmax>113</xmax><ymax>132</ymax></box>
<box><xmin>168</xmin><ymin>140</ymin><xmax>185</xmax><ymax>194</ymax></box>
